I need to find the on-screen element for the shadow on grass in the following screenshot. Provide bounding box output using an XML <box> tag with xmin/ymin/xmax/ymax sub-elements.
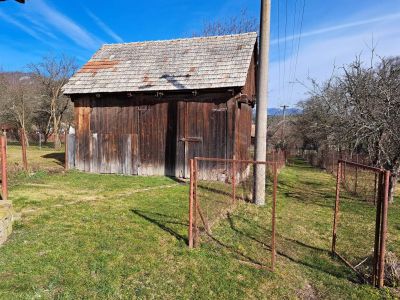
<box><xmin>222</xmin><ymin>213</ymin><xmax>359</xmax><ymax>283</ymax></box>
<box><xmin>205</xmin><ymin>232</ymin><xmax>270</xmax><ymax>269</ymax></box>
<box><xmin>165</xmin><ymin>176</ymin><xmax>187</xmax><ymax>184</ymax></box>
<box><xmin>198</xmin><ymin>184</ymin><xmax>232</xmax><ymax>198</ymax></box>
<box><xmin>131</xmin><ymin>209</ymin><xmax>188</xmax><ymax>243</ymax></box>
<box><xmin>41</xmin><ymin>152</ymin><xmax>65</xmax><ymax>167</ymax></box>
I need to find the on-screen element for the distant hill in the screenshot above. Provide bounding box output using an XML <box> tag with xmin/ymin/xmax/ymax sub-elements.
<box><xmin>252</xmin><ymin>108</ymin><xmax>301</xmax><ymax>120</ymax></box>
<box><xmin>267</xmin><ymin>108</ymin><xmax>301</xmax><ymax>116</ymax></box>
<box><xmin>0</xmin><ymin>71</ymin><xmax>32</xmax><ymax>81</ymax></box>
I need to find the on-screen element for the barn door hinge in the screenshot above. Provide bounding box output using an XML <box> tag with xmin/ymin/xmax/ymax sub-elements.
<box><xmin>179</xmin><ymin>137</ymin><xmax>202</xmax><ymax>142</ymax></box>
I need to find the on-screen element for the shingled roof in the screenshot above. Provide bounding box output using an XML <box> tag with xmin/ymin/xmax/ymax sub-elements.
<box><xmin>62</xmin><ymin>32</ymin><xmax>257</xmax><ymax>95</ymax></box>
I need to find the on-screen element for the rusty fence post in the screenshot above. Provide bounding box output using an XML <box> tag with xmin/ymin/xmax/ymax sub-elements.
<box><xmin>332</xmin><ymin>161</ymin><xmax>342</xmax><ymax>254</ymax></box>
<box><xmin>373</xmin><ymin>173</ymin><xmax>378</xmax><ymax>206</ymax></box>
<box><xmin>354</xmin><ymin>155</ymin><xmax>359</xmax><ymax>194</ymax></box>
<box><xmin>332</xmin><ymin>151</ymin><xmax>335</xmax><ymax>175</ymax></box>
<box><xmin>193</xmin><ymin>158</ymin><xmax>199</xmax><ymax>248</ymax></box>
<box><xmin>342</xmin><ymin>161</ymin><xmax>346</xmax><ymax>188</ymax></box>
<box><xmin>232</xmin><ymin>155</ymin><xmax>236</xmax><ymax>203</ymax></box>
<box><xmin>20</xmin><ymin>129</ymin><xmax>28</xmax><ymax>172</ymax></box>
<box><xmin>271</xmin><ymin>162</ymin><xmax>278</xmax><ymax>271</ymax></box>
<box><xmin>354</xmin><ymin>166</ymin><xmax>358</xmax><ymax>194</ymax></box>
<box><xmin>272</xmin><ymin>150</ymin><xmax>275</xmax><ymax>164</ymax></box>
<box><xmin>373</xmin><ymin>172</ymin><xmax>383</xmax><ymax>287</ymax></box>
<box><xmin>1</xmin><ymin>136</ymin><xmax>8</xmax><ymax>200</ymax></box>
<box><xmin>188</xmin><ymin>159</ymin><xmax>194</xmax><ymax>249</ymax></box>
<box><xmin>377</xmin><ymin>170</ymin><xmax>390</xmax><ymax>288</ymax></box>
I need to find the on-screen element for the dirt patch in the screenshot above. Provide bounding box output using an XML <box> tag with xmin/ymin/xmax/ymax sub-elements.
<box><xmin>297</xmin><ymin>282</ymin><xmax>318</xmax><ymax>300</ymax></box>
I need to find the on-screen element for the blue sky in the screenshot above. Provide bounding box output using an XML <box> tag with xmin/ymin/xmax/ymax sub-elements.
<box><xmin>1</xmin><ymin>0</ymin><xmax>400</xmax><ymax>107</ymax></box>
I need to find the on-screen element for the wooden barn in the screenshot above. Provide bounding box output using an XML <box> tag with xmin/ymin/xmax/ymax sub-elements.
<box><xmin>63</xmin><ymin>32</ymin><xmax>257</xmax><ymax>178</ymax></box>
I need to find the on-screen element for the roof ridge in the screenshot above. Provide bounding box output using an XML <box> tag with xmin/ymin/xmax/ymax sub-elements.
<box><xmin>102</xmin><ymin>32</ymin><xmax>258</xmax><ymax>47</ymax></box>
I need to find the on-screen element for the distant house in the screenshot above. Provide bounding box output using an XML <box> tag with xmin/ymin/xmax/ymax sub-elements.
<box><xmin>63</xmin><ymin>32</ymin><xmax>257</xmax><ymax>178</ymax></box>
<box><xmin>0</xmin><ymin>124</ymin><xmax>16</xmax><ymax>139</ymax></box>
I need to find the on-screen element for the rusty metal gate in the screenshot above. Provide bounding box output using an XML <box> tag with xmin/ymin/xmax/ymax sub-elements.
<box><xmin>332</xmin><ymin>159</ymin><xmax>390</xmax><ymax>288</ymax></box>
<box><xmin>188</xmin><ymin>157</ymin><xmax>278</xmax><ymax>271</ymax></box>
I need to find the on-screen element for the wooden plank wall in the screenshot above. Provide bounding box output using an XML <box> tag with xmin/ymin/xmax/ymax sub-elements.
<box><xmin>241</xmin><ymin>47</ymin><xmax>257</xmax><ymax>99</ymax></box>
<box><xmin>89</xmin><ymin>97</ymin><xmax>138</xmax><ymax>175</ymax></box>
<box><xmin>178</xmin><ymin>100</ymin><xmax>228</xmax><ymax>178</ymax></box>
<box><xmin>138</xmin><ymin>100</ymin><xmax>174</xmax><ymax>176</ymax></box>
<box><xmin>235</xmin><ymin>103</ymin><xmax>253</xmax><ymax>162</ymax></box>
<box><xmin>72</xmin><ymin>93</ymin><xmax>235</xmax><ymax>177</ymax></box>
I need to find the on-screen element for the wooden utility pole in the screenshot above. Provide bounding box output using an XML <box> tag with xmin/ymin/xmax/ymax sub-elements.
<box><xmin>254</xmin><ymin>0</ymin><xmax>271</xmax><ymax>206</ymax></box>
<box><xmin>280</xmin><ymin>105</ymin><xmax>289</xmax><ymax>145</ymax></box>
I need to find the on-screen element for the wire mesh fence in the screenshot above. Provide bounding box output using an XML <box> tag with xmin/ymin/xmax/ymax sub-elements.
<box><xmin>332</xmin><ymin>160</ymin><xmax>390</xmax><ymax>288</ymax></box>
<box><xmin>266</xmin><ymin>149</ymin><xmax>286</xmax><ymax>170</ymax></box>
<box><xmin>0</xmin><ymin>129</ymin><xmax>67</xmax><ymax>175</ymax></box>
<box><xmin>303</xmin><ymin>149</ymin><xmax>371</xmax><ymax>175</ymax></box>
<box><xmin>341</xmin><ymin>161</ymin><xmax>379</xmax><ymax>204</ymax></box>
<box><xmin>302</xmin><ymin>150</ymin><xmax>387</xmax><ymax>205</ymax></box>
<box><xmin>188</xmin><ymin>157</ymin><xmax>278</xmax><ymax>271</ymax></box>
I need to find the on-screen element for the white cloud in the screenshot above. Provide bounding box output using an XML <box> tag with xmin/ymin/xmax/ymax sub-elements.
<box><xmin>271</xmin><ymin>12</ymin><xmax>400</xmax><ymax>46</ymax></box>
<box><xmin>85</xmin><ymin>9</ymin><xmax>124</xmax><ymax>43</ymax></box>
<box><xmin>0</xmin><ymin>10</ymin><xmax>48</xmax><ymax>44</ymax></box>
<box><xmin>28</xmin><ymin>0</ymin><xmax>103</xmax><ymax>50</ymax></box>
<box><xmin>0</xmin><ymin>0</ymin><xmax>104</xmax><ymax>53</ymax></box>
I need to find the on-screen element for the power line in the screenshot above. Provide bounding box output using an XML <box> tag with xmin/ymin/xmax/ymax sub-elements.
<box><xmin>290</xmin><ymin>0</ymin><xmax>306</xmax><ymax>101</ymax></box>
<box><xmin>277</xmin><ymin>0</ymin><xmax>281</xmax><ymax>103</ymax></box>
<box><xmin>288</xmin><ymin>0</ymin><xmax>299</xmax><ymax>102</ymax></box>
<box><xmin>282</xmin><ymin>0</ymin><xmax>288</xmax><ymax>103</ymax></box>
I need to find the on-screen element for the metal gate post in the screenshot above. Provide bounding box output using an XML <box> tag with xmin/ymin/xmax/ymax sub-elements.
<box><xmin>193</xmin><ymin>158</ymin><xmax>199</xmax><ymax>248</ymax></box>
<box><xmin>271</xmin><ymin>162</ymin><xmax>278</xmax><ymax>271</ymax></box>
<box><xmin>332</xmin><ymin>161</ymin><xmax>342</xmax><ymax>254</ymax></box>
<box><xmin>373</xmin><ymin>172</ymin><xmax>383</xmax><ymax>287</ymax></box>
<box><xmin>377</xmin><ymin>170</ymin><xmax>390</xmax><ymax>288</ymax></box>
<box><xmin>188</xmin><ymin>159</ymin><xmax>194</xmax><ymax>248</ymax></box>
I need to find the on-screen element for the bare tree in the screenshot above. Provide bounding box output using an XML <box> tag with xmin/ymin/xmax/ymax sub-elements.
<box><xmin>294</xmin><ymin>54</ymin><xmax>400</xmax><ymax>202</ymax></box>
<box><xmin>31</xmin><ymin>103</ymin><xmax>52</xmax><ymax>144</ymax></box>
<box><xmin>194</xmin><ymin>8</ymin><xmax>258</xmax><ymax>36</ymax></box>
<box><xmin>0</xmin><ymin>72</ymin><xmax>38</xmax><ymax>146</ymax></box>
<box><xmin>29</xmin><ymin>55</ymin><xmax>77</xmax><ymax>149</ymax></box>
<box><xmin>340</xmin><ymin>56</ymin><xmax>400</xmax><ymax>202</ymax></box>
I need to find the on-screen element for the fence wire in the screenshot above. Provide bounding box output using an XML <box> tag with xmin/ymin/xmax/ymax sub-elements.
<box><xmin>332</xmin><ymin>160</ymin><xmax>390</xmax><ymax>287</ymax></box>
<box><xmin>189</xmin><ymin>157</ymin><xmax>279</xmax><ymax>271</ymax></box>
<box><xmin>303</xmin><ymin>150</ymin><xmax>370</xmax><ymax>175</ymax></box>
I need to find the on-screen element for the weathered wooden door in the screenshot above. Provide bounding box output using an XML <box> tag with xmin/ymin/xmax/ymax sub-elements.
<box><xmin>177</xmin><ymin>102</ymin><xmax>203</xmax><ymax>178</ymax></box>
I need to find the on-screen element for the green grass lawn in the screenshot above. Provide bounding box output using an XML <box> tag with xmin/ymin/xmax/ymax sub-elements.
<box><xmin>0</xmin><ymin>153</ymin><xmax>399</xmax><ymax>299</ymax></box>
<box><xmin>5</xmin><ymin>143</ymin><xmax>65</xmax><ymax>174</ymax></box>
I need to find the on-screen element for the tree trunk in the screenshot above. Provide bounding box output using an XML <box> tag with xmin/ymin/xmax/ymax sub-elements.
<box><xmin>53</xmin><ymin>115</ymin><xmax>61</xmax><ymax>149</ymax></box>
<box><xmin>20</xmin><ymin>126</ymin><xmax>29</xmax><ymax>148</ymax></box>
<box><xmin>44</xmin><ymin>133</ymin><xmax>49</xmax><ymax>144</ymax></box>
<box><xmin>24</xmin><ymin>131</ymin><xmax>29</xmax><ymax>148</ymax></box>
